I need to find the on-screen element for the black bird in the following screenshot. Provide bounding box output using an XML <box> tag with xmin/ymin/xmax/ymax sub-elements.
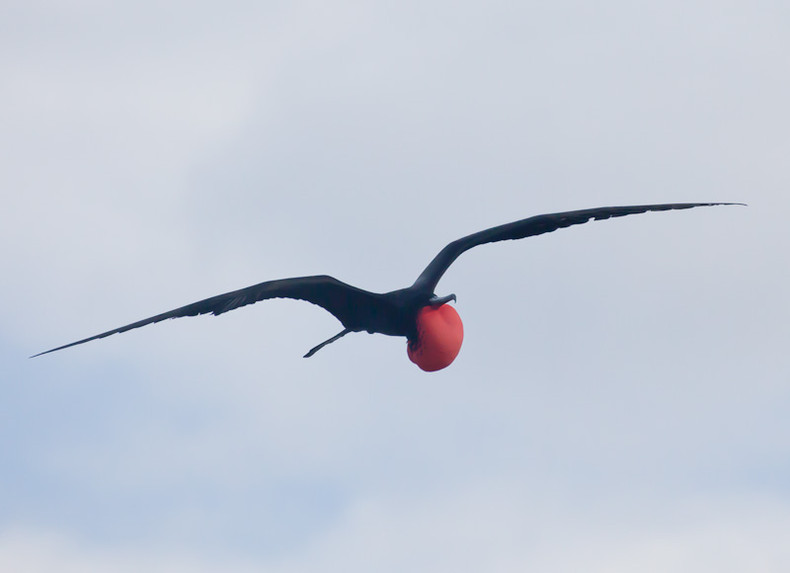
<box><xmin>33</xmin><ymin>203</ymin><xmax>741</xmax><ymax>370</ymax></box>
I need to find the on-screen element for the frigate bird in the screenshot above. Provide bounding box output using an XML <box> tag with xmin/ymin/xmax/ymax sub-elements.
<box><xmin>33</xmin><ymin>203</ymin><xmax>741</xmax><ymax>371</ymax></box>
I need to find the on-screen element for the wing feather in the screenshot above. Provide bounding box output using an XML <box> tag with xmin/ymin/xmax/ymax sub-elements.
<box><xmin>32</xmin><ymin>275</ymin><xmax>384</xmax><ymax>357</ymax></box>
<box><xmin>413</xmin><ymin>202</ymin><xmax>744</xmax><ymax>292</ymax></box>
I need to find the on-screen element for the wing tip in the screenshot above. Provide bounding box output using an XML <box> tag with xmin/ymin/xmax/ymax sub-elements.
<box><xmin>30</xmin><ymin>348</ymin><xmax>58</xmax><ymax>359</ymax></box>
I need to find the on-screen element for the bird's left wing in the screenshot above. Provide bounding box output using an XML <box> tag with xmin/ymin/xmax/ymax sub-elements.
<box><xmin>412</xmin><ymin>202</ymin><xmax>744</xmax><ymax>293</ymax></box>
<box><xmin>32</xmin><ymin>275</ymin><xmax>385</xmax><ymax>357</ymax></box>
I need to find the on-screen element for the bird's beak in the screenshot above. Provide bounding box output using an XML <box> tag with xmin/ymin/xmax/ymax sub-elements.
<box><xmin>428</xmin><ymin>293</ymin><xmax>456</xmax><ymax>307</ymax></box>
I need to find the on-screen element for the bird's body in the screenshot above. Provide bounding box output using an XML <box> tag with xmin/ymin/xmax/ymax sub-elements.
<box><xmin>34</xmin><ymin>202</ymin><xmax>742</xmax><ymax>371</ymax></box>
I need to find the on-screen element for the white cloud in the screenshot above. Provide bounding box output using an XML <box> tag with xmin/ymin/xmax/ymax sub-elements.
<box><xmin>0</xmin><ymin>527</ymin><xmax>258</xmax><ymax>573</ymax></box>
<box><xmin>4</xmin><ymin>490</ymin><xmax>789</xmax><ymax>572</ymax></box>
<box><xmin>2</xmin><ymin>0</ymin><xmax>789</xmax><ymax>571</ymax></box>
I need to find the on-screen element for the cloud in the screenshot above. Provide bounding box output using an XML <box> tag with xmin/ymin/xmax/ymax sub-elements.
<box><xmin>280</xmin><ymin>487</ymin><xmax>790</xmax><ymax>573</ymax></box>
<box><xmin>0</xmin><ymin>527</ymin><xmax>258</xmax><ymax>573</ymax></box>
<box><xmin>5</xmin><ymin>488</ymin><xmax>789</xmax><ymax>572</ymax></box>
<box><xmin>2</xmin><ymin>0</ymin><xmax>789</xmax><ymax>571</ymax></box>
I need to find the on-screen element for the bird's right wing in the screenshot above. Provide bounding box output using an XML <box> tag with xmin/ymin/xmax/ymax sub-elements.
<box><xmin>412</xmin><ymin>202</ymin><xmax>744</xmax><ymax>293</ymax></box>
<box><xmin>33</xmin><ymin>275</ymin><xmax>386</xmax><ymax>357</ymax></box>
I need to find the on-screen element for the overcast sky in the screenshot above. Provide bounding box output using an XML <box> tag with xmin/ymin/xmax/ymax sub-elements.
<box><xmin>2</xmin><ymin>1</ymin><xmax>789</xmax><ymax>571</ymax></box>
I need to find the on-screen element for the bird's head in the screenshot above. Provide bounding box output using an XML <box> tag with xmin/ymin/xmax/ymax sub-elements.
<box><xmin>407</xmin><ymin>301</ymin><xmax>464</xmax><ymax>371</ymax></box>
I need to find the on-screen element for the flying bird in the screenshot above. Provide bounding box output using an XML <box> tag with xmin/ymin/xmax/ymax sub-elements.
<box><xmin>33</xmin><ymin>203</ymin><xmax>741</xmax><ymax>371</ymax></box>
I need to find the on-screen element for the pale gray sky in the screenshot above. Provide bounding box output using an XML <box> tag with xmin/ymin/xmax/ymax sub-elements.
<box><xmin>2</xmin><ymin>1</ymin><xmax>789</xmax><ymax>571</ymax></box>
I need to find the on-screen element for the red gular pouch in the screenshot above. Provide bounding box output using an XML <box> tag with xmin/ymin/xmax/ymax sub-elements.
<box><xmin>407</xmin><ymin>304</ymin><xmax>464</xmax><ymax>371</ymax></box>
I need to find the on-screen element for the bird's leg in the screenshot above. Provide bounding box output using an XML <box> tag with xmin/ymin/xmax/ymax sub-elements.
<box><xmin>303</xmin><ymin>328</ymin><xmax>352</xmax><ymax>358</ymax></box>
<box><xmin>428</xmin><ymin>293</ymin><xmax>456</xmax><ymax>307</ymax></box>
